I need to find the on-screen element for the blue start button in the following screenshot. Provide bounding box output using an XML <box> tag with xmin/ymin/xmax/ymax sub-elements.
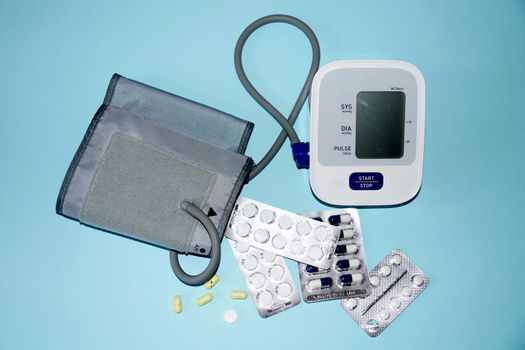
<box><xmin>349</xmin><ymin>172</ymin><xmax>384</xmax><ymax>191</ymax></box>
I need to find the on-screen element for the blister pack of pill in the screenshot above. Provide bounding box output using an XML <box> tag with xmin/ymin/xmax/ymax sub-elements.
<box><xmin>228</xmin><ymin>239</ymin><xmax>301</xmax><ymax>318</ymax></box>
<box><xmin>341</xmin><ymin>248</ymin><xmax>430</xmax><ymax>337</ymax></box>
<box><xmin>225</xmin><ymin>197</ymin><xmax>338</xmax><ymax>269</ymax></box>
<box><xmin>297</xmin><ymin>209</ymin><xmax>371</xmax><ymax>302</ymax></box>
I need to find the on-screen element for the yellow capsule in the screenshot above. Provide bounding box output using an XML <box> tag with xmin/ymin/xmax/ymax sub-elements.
<box><xmin>204</xmin><ymin>274</ymin><xmax>220</xmax><ymax>289</ymax></box>
<box><xmin>230</xmin><ymin>290</ymin><xmax>248</xmax><ymax>300</ymax></box>
<box><xmin>172</xmin><ymin>295</ymin><xmax>183</xmax><ymax>314</ymax></box>
<box><xmin>196</xmin><ymin>293</ymin><xmax>213</xmax><ymax>307</ymax></box>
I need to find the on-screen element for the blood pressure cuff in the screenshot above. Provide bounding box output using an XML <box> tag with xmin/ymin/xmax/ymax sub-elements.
<box><xmin>56</xmin><ymin>74</ymin><xmax>254</xmax><ymax>257</ymax></box>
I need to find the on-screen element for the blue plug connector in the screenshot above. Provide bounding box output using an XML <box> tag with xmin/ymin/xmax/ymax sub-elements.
<box><xmin>292</xmin><ymin>142</ymin><xmax>310</xmax><ymax>169</ymax></box>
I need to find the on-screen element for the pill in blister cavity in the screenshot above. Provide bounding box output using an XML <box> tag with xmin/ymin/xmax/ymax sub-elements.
<box><xmin>345</xmin><ymin>298</ymin><xmax>358</xmax><ymax>310</ymax></box>
<box><xmin>336</xmin><ymin>258</ymin><xmax>361</xmax><ymax>271</ymax></box>
<box><xmin>412</xmin><ymin>275</ymin><xmax>424</xmax><ymax>287</ymax></box>
<box><xmin>262</xmin><ymin>251</ymin><xmax>277</xmax><ymax>263</ymax></box>
<box><xmin>313</xmin><ymin>226</ymin><xmax>330</xmax><ymax>242</ymax></box>
<box><xmin>249</xmin><ymin>272</ymin><xmax>266</xmax><ymax>289</ymax></box>
<box><xmin>242</xmin><ymin>254</ymin><xmax>258</xmax><ymax>271</ymax></box>
<box><xmin>335</xmin><ymin>244</ymin><xmax>358</xmax><ymax>255</ymax></box>
<box><xmin>290</xmin><ymin>239</ymin><xmax>305</xmax><ymax>255</ymax></box>
<box><xmin>401</xmin><ymin>287</ymin><xmax>412</xmax><ymax>298</ymax></box>
<box><xmin>339</xmin><ymin>273</ymin><xmax>364</xmax><ymax>286</ymax></box>
<box><xmin>235</xmin><ymin>222</ymin><xmax>251</xmax><ymax>238</ymax></box>
<box><xmin>242</xmin><ymin>203</ymin><xmax>258</xmax><ymax>218</ymax></box>
<box><xmin>268</xmin><ymin>265</ymin><xmax>285</xmax><ymax>281</ymax></box>
<box><xmin>370</xmin><ymin>275</ymin><xmax>380</xmax><ymax>286</ymax></box>
<box><xmin>272</xmin><ymin>234</ymin><xmax>287</xmax><ymax>249</ymax></box>
<box><xmin>304</xmin><ymin>265</ymin><xmax>329</xmax><ymax>274</ymax></box>
<box><xmin>230</xmin><ymin>290</ymin><xmax>248</xmax><ymax>300</ymax></box>
<box><xmin>256</xmin><ymin>290</ymin><xmax>274</xmax><ymax>307</ymax></box>
<box><xmin>328</xmin><ymin>214</ymin><xmax>352</xmax><ymax>225</ymax></box>
<box><xmin>378</xmin><ymin>309</ymin><xmax>390</xmax><ymax>321</ymax></box>
<box><xmin>339</xmin><ymin>229</ymin><xmax>356</xmax><ymax>240</ymax></box>
<box><xmin>389</xmin><ymin>297</ymin><xmax>401</xmax><ymax>309</ymax></box>
<box><xmin>278</xmin><ymin>215</ymin><xmax>293</xmax><ymax>230</ymax></box>
<box><xmin>365</xmin><ymin>319</ymin><xmax>380</xmax><ymax>334</ymax></box>
<box><xmin>307</xmin><ymin>245</ymin><xmax>323</xmax><ymax>261</ymax></box>
<box><xmin>390</xmin><ymin>254</ymin><xmax>402</xmax><ymax>266</ymax></box>
<box><xmin>379</xmin><ymin>265</ymin><xmax>391</xmax><ymax>277</ymax></box>
<box><xmin>196</xmin><ymin>293</ymin><xmax>213</xmax><ymax>307</ymax></box>
<box><xmin>172</xmin><ymin>295</ymin><xmax>182</xmax><ymax>314</ymax></box>
<box><xmin>224</xmin><ymin>309</ymin><xmax>239</xmax><ymax>324</ymax></box>
<box><xmin>260</xmin><ymin>210</ymin><xmax>276</xmax><ymax>224</ymax></box>
<box><xmin>307</xmin><ymin>277</ymin><xmax>333</xmax><ymax>290</ymax></box>
<box><xmin>235</xmin><ymin>241</ymin><xmax>250</xmax><ymax>253</ymax></box>
<box><xmin>204</xmin><ymin>274</ymin><xmax>220</xmax><ymax>289</ymax></box>
<box><xmin>296</xmin><ymin>221</ymin><xmax>312</xmax><ymax>235</ymax></box>
<box><xmin>254</xmin><ymin>228</ymin><xmax>270</xmax><ymax>243</ymax></box>
<box><xmin>276</xmin><ymin>282</ymin><xmax>293</xmax><ymax>298</ymax></box>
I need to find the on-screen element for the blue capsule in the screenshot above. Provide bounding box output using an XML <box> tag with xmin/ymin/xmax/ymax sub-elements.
<box><xmin>328</xmin><ymin>214</ymin><xmax>352</xmax><ymax>225</ymax></box>
<box><xmin>307</xmin><ymin>277</ymin><xmax>333</xmax><ymax>290</ymax></box>
<box><xmin>335</xmin><ymin>259</ymin><xmax>361</xmax><ymax>271</ymax></box>
<box><xmin>339</xmin><ymin>273</ymin><xmax>364</xmax><ymax>286</ymax></box>
<box><xmin>305</xmin><ymin>265</ymin><xmax>329</xmax><ymax>275</ymax></box>
<box><xmin>335</xmin><ymin>244</ymin><xmax>358</xmax><ymax>256</ymax></box>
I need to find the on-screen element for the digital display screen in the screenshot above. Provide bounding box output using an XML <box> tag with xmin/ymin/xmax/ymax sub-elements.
<box><xmin>355</xmin><ymin>91</ymin><xmax>406</xmax><ymax>159</ymax></box>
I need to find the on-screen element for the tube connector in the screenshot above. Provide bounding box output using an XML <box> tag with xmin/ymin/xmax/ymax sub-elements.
<box><xmin>292</xmin><ymin>142</ymin><xmax>310</xmax><ymax>169</ymax></box>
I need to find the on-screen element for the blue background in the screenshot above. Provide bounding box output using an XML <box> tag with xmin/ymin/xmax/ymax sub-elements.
<box><xmin>1</xmin><ymin>0</ymin><xmax>524</xmax><ymax>349</ymax></box>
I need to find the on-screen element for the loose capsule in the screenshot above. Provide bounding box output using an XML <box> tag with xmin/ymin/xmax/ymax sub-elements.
<box><xmin>335</xmin><ymin>243</ymin><xmax>358</xmax><ymax>256</ymax></box>
<box><xmin>339</xmin><ymin>229</ymin><xmax>356</xmax><ymax>240</ymax></box>
<box><xmin>230</xmin><ymin>290</ymin><xmax>248</xmax><ymax>300</ymax></box>
<box><xmin>307</xmin><ymin>277</ymin><xmax>333</xmax><ymax>290</ymax></box>
<box><xmin>335</xmin><ymin>258</ymin><xmax>361</xmax><ymax>271</ymax></box>
<box><xmin>304</xmin><ymin>265</ymin><xmax>329</xmax><ymax>274</ymax></box>
<box><xmin>339</xmin><ymin>273</ymin><xmax>364</xmax><ymax>286</ymax></box>
<box><xmin>204</xmin><ymin>274</ymin><xmax>220</xmax><ymax>289</ymax></box>
<box><xmin>328</xmin><ymin>214</ymin><xmax>352</xmax><ymax>225</ymax></box>
<box><xmin>172</xmin><ymin>295</ymin><xmax>182</xmax><ymax>314</ymax></box>
<box><xmin>196</xmin><ymin>293</ymin><xmax>213</xmax><ymax>307</ymax></box>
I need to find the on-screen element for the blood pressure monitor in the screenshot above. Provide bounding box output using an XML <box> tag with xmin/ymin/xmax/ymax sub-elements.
<box><xmin>309</xmin><ymin>60</ymin><xmax>426</xmax><ymax>206</ymax></box>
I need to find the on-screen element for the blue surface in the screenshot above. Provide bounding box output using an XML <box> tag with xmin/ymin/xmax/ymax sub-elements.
<box><xmin>1</xmin><ymin>0</ymin><xmax>525</xmax><ymax>349</ymax></box>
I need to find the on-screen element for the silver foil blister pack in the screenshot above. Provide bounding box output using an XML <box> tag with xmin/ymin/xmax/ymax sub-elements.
<box><xmin>298</xmin><ymin>209</ymin><xmax>371</xmax><ymax>302</ymax></box>
<box><xmin>225</xmin><ymin>197</ymin><xmax>338</xmax><ymax>269</ymax></box>
<box><xmin>228</xmin><ymin>239</ymin><xmax>300</xmax><ymax>318</ymax></box>
<box><xmin>341</xmin><ymin>248</ymin><xmax>430</xmax><ymax>337</ymax></box>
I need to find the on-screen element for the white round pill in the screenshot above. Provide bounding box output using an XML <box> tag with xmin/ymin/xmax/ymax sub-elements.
<box><xmin>390</xmin><ymin>297</ymin><xmax>401</xmax><ymax>309</ymax></box>
<box><xmin>256</xmin><ymin>290</ymin><xmax>273</xmax><ymax>307</ymax></box>
<box><xmin>313</xmin><ymin>226</ymin><xmax>330</xmax><ymax>242</ymax></box>
<box><xmin>296</xmin><ymin>221</ymin><xmax>312</xmax><ymax>235</ymax></box>
<box><xmin>278</xmin><ymin>215</ymin><xmax>293</xmax><ymax>230</ymax></box>
<box><xmin>290</xmin><ymin>239</ymin><xmax>305</xmax><ymax>255</ymax></box>
<box><xmin>268</xmin><ymin>265</ymin><xmax>284</xmax><ymax>281</ymax></box>
<box><xmin>390</xmin><ymin>254</ymin><xmax>402</xmax><ymax>266</ymax></box>
<box><xmin>345</xmin><ymin>298</ymin><xmax>358</xmax><ymax>310</ymax></box>
<box><xmin>370</xmin><ymin>275</ymin><xmax>380</xmax><ymax>287</ymax></box>
<box><xmin>223</xmin><ymin>309</ymin><xmax>238</xmax><ymax>324</ymax></box>
<box><xmin>378</xmin><ymin>308</ymin><xmax>390</xmax><ymax>321</ymax></box>
<box><xmin>272</xmin><ymin>233</ymin><xmax>287</xmax><ymax>250</ymax></box>
<box><xmin>254</xmin><ymin>228</ymin><xmax>270</xmax><ymax>243</ymax></box>
<box><xmin>276</xmin><ymin>282</ymin><xmax>292</xmax><ymax>298</ymax></box>
<box><xmin>235</xmin><ymin>241</ymin><xmax>250</xmax><ymax>253</ymax></box>
<box><xmin>249</xmin><ymin>272</ymin><xmax>266</xmax><ymax>289</ymax></box>
<box><xmin>379</xmin><ymin>265</ymin><xmax>391</xmax><ymax>277</ymax></box>
<box><xmin>401</xmin><ymin>287</ymin><xmax>412</xmax><ymax>298</ymax></box>
<box><xmin>262</xmin><ymin>251</ymin><xmax>277</xmax><ymax>263</ymax></box>
<box><xmin>235</xmin><ymin>222</ymin><xmax>251</xmax><ymax>238</ymax></box>
<box><xmin>412</xmin><ymin>275</ymin><xmax>425</xmax><ymax>287</ymax></box>
<box><xmin>241</xmin><ymin>203</ymin><xmax>258</xmax><ymax>218</ymax></box>
<box><xmin>260</xmin><ymin>210</ymin><xmax>276</xmax><ymax>224</ymax></box>
<box><xmin>307</xmin><ymin>245</ymin><xmax>324</xmax><ymax>261</ymax></box>
<box><xmin>242</xmin><ymin>254</ymin><xmax>258</xmax><ymax>271</ymax></box>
